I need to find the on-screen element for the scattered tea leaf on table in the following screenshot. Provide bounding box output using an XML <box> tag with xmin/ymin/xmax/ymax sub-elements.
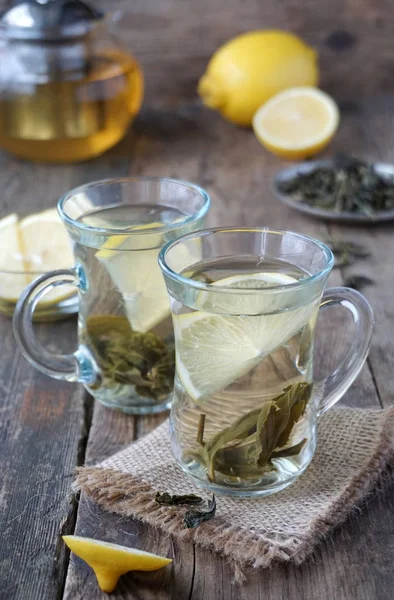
<box><xmin>344</xmin><ymin>274</ymin><xmax>374</xmax><ymax>291</ymax></box>
<box><xmin>184</xmin><ymin>495</ymin><xmax>216</xmax><ymax>529</ymax></box>
<box><xmin>155</xmin><ymin>492</ymin><xmax>204</xmax><ymax>506</ymax></box>
<box><xmin>326</xmin><ymin>240</ymin><xmax>370</xmax><ymax>268</ymax></box>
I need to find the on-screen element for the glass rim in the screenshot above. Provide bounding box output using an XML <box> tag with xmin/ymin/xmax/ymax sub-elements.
<box><xmin>158</xmin><ymin>227</ymin><xmax>334</xmax><ymax>294</ymax></box>
<box><xmin>57</xmin><ymin>176</ymin><xmax>211</xmax><ymax>236</ymax></box>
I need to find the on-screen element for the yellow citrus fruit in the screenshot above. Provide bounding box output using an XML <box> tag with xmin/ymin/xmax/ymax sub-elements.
<box><xmin>253</xmin><ymin>87</ymin><xmax>339</xmax><ymax>159</ymax></box>
<box><xmin>198</xmin><ymin>30</ymin><xmax>318</xmax><ymax>126</ymax></box>
<box><xmin>63</xmin><ymin>535</ymin><xmax>172</xmax><ymax>593</ymax></box>
<box><xmin>0</xmin><ymin>208</ymin><xmax>74</xmax><ymax>306</ymax></box>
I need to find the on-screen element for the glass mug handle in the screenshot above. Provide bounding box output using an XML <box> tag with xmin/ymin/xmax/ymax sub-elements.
<box><xmin>13</xmin><ymin>269</ymin><xmax>98</xmax><ymax>385</ymax></box>
<box><xmin>316</xmin><ymin>286</ymin><xmax>374</xmax><ymax>415</ymax></box>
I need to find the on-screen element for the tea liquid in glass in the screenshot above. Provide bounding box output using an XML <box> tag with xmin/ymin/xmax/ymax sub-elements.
<box><xmin>75</xmin><ymin>203</ymin><xmax>188</xmax><ymax>412</ymax></box>
<box><xmin>170</xmin><ymin>257</ymin><xmax>320</xmax><ymax>493</ymax></box>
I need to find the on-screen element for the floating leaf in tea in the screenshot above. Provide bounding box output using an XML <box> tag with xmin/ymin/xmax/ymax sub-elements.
<box><xmin>183</xmin><ymin>495</ymin><xmax>216</xmax><ymax>529</ymax></box>
<box><xmin>81</xmin><ymin>315</ymin><xmax>175</xmax><ymax>401</ymax></box>
<box><xmin>278</xmin><ymin>154</ymin><xmax>394</xmax><ymax>216</ymax></box>
<box><xmin>187</xmin><ymin>382</ymin><xmax>312</xmax><ymax>482</ymax></box>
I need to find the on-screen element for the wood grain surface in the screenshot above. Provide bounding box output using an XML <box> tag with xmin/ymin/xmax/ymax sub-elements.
<box><xmin>1</xmin><ymin>0</ymin><xmax>394</xmax><ymax>599</ymax></box>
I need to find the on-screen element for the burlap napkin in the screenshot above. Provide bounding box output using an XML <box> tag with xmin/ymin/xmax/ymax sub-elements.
<box><xmin>75</xmin><ymin>407</ymin><xmax>394</xmax><ymax>579</ymax></box>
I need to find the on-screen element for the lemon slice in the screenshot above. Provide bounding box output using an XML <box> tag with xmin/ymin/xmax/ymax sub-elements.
<box><xmin>253</xmin><ymin>87</ymin><xmax>339</xmax><ymax>159</ymax></box>
<box><xmin>96</xmin><ymin>227</ymin><xmax>202</xmax><ymax>333</ymax></box>
<box><xmin>96</xmin><ymin>224</ymin><xmax>171</xmax><ymax>333</ymax></box>
<box><xmin>174</xmin><ymin>272</ymin><xmax>317</xmax><ymax>401</ymax></box>
<box><xmin>0</xmin><ymin>213</ymin><xmax>30</xmax><ymax>301</ymax></box>
<box><xmin>63</xmin><ymin>535</ymin><xmax>172</xmax><ymax>593</ymax></box>
<box><xmin>19</xmin><ymin>208</ymin><xmax>75</xmax><ymax>304</ymax></box>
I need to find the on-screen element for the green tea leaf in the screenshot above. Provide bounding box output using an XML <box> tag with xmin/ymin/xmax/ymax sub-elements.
<box><xmin>184</xmin><ymin>495</ymin><xmax>216</xmax><ymax>529</ymax></box>
<box><xmin>278</xmin><ymin>154</ymin><xmax>394</xmax><ymax>216</ymax></box>
<box><xmin>275</xmin><ymin>383</ymin><xmax>312</xmax><ymax>449</ymax></box>
<box><xmin>155</xmin><ymin>492</ymin><xmax>203</xmax><ymax>506</ymax></box>
<box><xmin>343</xmin><ymin>275</ymin><xmax>374</xmax><ymax>291</ymax></box>
<box><xmin>189</xmin><ymin>382</ymin><xmax>313</xmax><ymax>481</ymax></box>
<box><xmin>82</xmin><ymin>315</ymin><xmax>175</xmax><ymax>401</ymax></box>
<box><xmin>271</xmin><ymin>438</ymin><xmax>307</xmax><ymax>459</ymax></box>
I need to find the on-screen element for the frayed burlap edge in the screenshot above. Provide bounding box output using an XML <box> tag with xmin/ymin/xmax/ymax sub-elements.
<box><xmin>73</xmin><ymin>408</ymin><xmax>394</xmax><ymax>581</ymax></box>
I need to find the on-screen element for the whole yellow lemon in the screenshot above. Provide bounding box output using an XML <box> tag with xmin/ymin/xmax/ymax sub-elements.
<box><xmin>198</xmin><ymin>30</ymin><xmax>319</xmax><ymax>127</ymax></box>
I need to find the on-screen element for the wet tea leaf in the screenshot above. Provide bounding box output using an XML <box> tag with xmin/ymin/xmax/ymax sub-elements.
<box><xmin>271</xmin><ymin>438</ymin><xmax>307</xmax><ymax>459</ymax></box>
<box><xmin>189</xmin><ymin>382</ymin><xmax>312</xmax><ymax>480</ymax></box>
<box><xmin>82</xmin><ymin>315</ymin><xmax>175</xmax><ymax>401</ymax></box>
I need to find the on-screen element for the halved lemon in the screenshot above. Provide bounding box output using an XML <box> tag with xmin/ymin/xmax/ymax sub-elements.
<box><xmin>253</xmin><ymin>87</ymin><xmax>339</xmax><ymax>160</ymax></box>
<box><xmin>63</xmin><ymin>535</ymin><xmax>172</xmax><ymax>593</ymax></box>
<box><xmin>174</xmin><ymin>272</ymin><xmax>317</xmax><ymax>401</ymax></box>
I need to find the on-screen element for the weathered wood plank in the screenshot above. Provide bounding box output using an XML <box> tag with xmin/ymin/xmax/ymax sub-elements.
<box><xmin>2</xmin><ymin>0</ymin><xmax>394</xmax><ymax>598</ymax></box>
<box><xmin>0</xmin><ymin>317</ymin><xmax>86</xmax><ymax>600</ymax></box>
<box><xmin>0</xmin><ymin>123</ymin><xmax>132</xmax><ymax>599</ymax></box>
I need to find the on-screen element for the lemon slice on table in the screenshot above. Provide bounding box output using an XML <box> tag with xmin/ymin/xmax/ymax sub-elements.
<box><xmin>63</xmin><ymin>535</ymin><xmax>172</xmax><ymax>593</ymax></box>
<box><xmin>19</xmin><ymin>208</ymin><xmax>74</xmax><ymax>304</ymax></box>
<box><xmin>174</xmin><ymin>272</ymin><xmax>316</xmax><ymax>402</ymax></box>
<box><xmin>0</xmin><ymin>213</ymin><xmax>30</xmax><ymax>301</ymax></box>
<box><xmin>253</xmin><ymin>87</ymin><xmax>339</xmax><ymax>160</ymax></box>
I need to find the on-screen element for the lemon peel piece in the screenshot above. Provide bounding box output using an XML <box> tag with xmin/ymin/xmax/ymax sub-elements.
<box><xmin>63</xmin><ymin>535</ymin><xmax>172</xmax><ymax>593</ymax></box>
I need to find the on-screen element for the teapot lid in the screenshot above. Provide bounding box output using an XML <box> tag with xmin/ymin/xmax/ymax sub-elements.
<box><xmin>0</xmin><ymin>0</ymin><xmax>104</xmax><ymax>40</ymax></box>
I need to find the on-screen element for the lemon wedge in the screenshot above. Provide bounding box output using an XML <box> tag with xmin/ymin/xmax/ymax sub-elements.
<box><xmin>63</xmin><ymin>535</ymin><xmax>172</xmax><ymax>593</ymax></box>
<box><xmin>253</xmin><ymin>87</ymin><xmax>339</xmax><ymax>159</ymax></box>
<box><xmin>174</xmin><ymin>272</ymin><xmax>317</xmax><ymax>401</ymax></box>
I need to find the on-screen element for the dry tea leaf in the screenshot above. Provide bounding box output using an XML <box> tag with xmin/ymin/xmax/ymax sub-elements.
<box><xmin>155</xmin><ymin>492</ymin><xmax>203</xmax><ymax>506</ymax></box>
<box><xmin>184</xmin><ymin>495</ymin><xmax>216</xmax><ymax>529</ymax></box>
<box><xmin>279</xmin><ymin>154</ymin><xmax>394</xmax><ymax>215</ymax></box>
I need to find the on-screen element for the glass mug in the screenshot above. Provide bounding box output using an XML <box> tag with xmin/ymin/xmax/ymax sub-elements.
<box><xmin>13</xmin><ymin>177</ymin><xmax>210</xmax><ymax>414</ymax></box>
<box><xmin>158</xmin><ymin>228</ymin><xmax>374</xmax><ymax>497</ymax></box>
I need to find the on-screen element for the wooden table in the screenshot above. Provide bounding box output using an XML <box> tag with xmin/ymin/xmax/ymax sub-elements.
<box><xmin>1</xmin><ymin>0</ymin><xmax>394</xmax><ymax>598</ymax></box>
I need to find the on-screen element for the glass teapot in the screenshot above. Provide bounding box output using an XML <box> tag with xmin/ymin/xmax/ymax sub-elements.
<box><xmin>0</xmin><ymin>0</ymin><xmax>144</xmax><ymax>163</ymax></box>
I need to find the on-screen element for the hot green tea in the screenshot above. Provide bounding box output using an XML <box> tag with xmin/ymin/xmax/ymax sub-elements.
<box><xmin>76</xmin><ymin>203</ymin><xmax>191</xmax><ymax>412</ymax></box>
<box><xmin>170</xmin><ymin>257</ymin><xmax>319</xmax><ymax>491</ymax></box>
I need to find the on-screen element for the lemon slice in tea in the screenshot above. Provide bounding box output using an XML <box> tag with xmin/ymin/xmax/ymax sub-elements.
<box><xmin>174</xmin><ymin>272</ymin><xmax>316</xmax><ymax>401</ymax></box>
<box><xmin>96</xmin><ymin>223</ymin><xmax>172</xmax><ymax>333</ymax></box>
